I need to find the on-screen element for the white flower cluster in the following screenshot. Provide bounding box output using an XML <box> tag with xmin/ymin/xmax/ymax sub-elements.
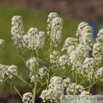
<box><xmin>60</xmin><ymin>21</ymin><xmax>103</xmax><ymax>81</ymax></box>
<box><xmin>26</xmin><ymin>57</ymin><xmax>39</xmax><ymax>82</ymax></box>
<box><xmin>23</xmin><ymin>28</ymin><xmax>46</xmax><ymax>50</ymax></box>
<box><xmin>80</xmin><ymin>91</ymin><xmax>91</xmax><ymax>96</ymax></box>
<box><xmin>0</xmin><ymin>39</ymin><xmax>5</xmax><ymax>48</ymax></box>
<box><xmin>66</xmin><ymin>83</ymin><xmax>84</xmax><ymax>95</ymax></box>
<box><xmin>47</xmin><ymin>12</ymin><xmax>63</xmax><ymax>47</ymax></box>
<box><xmin>39</xmin><ymin>66</ymin><xmax>48</xmax><ymax>79</ymax></box>
<box><xmin>59</xmin><ymin>54</ymin><xmax>71</xmax><ymax>69</ymax></box>
<box><xmin>11</xmin><ymin>16</ymin><xmax>46</xmax><ymax>50</ymax></box>
<box><xmin>76</xmin><ymin>22</ymin><xmax>89</xmax><ymax>37</ymax></box>
<box><xmin>11</xmin><ymin>16</ymin><xmax>24</xmax><ymax>47</ymax></box>
<box><xmin>69</xmin><ymin>44</ymin><xmax>90</xmax><ymax>70</ymax></box>
<box><xmin>49</xmin><ymin>50</ymin><xmax>60</xmax><ymax>64</ymax></box>
<box><xmin>95</xmin><ymin>67</ymin><xmax>103</xmax><ymax>81</ymax></box>
<box><xmin>61</xmin><ymin>37</ymin><xmax>77</xmax><ymax>51</ymax></box>
<box><xmin>22</xmin><ymin>92</ymin><xmax>34</xmax><ymax>103</ymax></box>
<box><xmin>50</xmin><ymin>51</ymin><xmax>70</xmax><ymax>70</ymax></box>
<box><xmin>40</xmin><ymin>76</ymin><xmax>87</xmax><ymax>102</ymax></box>
<box><xmin>26</xmin><ymin>57</ymin><xmax>38</xmax><ymax>70</ymax></box>
<box><xmin>40</xmin><ymin>76</ymin><xmax>64</xmax><ymax>102</ymax></box>
<box><xmin>82</xmin><ymin>58</ymin><xmax>96</xmax><ymax>80</ymax></box>
<box><xmin>77</xmin><ymin>22</ymin><xmax>94</xmax><ymax>50</ymax></box>
<box><xmin>0</xmin><ymin>64</ymin><xmax>18</xmax><ymax>82</ymax></box>
<box><xmin>96</xmin><ymin>29</ymin><xmax>103</xmax><ymax>43</ymax></box>
<box><xmin>92</xmin><ymin>43</ymin><xmax>103</xmax><ymax>64</ymax></box>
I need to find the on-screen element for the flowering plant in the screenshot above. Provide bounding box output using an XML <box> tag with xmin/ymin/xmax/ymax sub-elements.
<box><xmin>0</xmin><ymin>12</ymin><xmax>103</xmax><ymax>103</ymax></box>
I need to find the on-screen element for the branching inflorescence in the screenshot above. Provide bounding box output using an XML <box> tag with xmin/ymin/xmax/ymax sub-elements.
<box><xmin>0</xmin><ymin>12</ymin><xmax>103</xmax><ymax>103</ymax></box>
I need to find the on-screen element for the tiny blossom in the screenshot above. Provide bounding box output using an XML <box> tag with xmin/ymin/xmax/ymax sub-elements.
<box><xmin>23</xmin><ymin>34</ymin><xmax>28</xmax><ymax>47</ymax></box>
<box><xmin>0</xmin><ymin>39</ymin><xmax>5</xmax><ymax>48</ymax></box>
<box><xmin>81</xmin><ymin>26</ymin><xmax>93</xmax><ymax>34</ymax></box>
<box><xmin>66</xmin><ymin>83</ymin><xmax>84</xmax><ymax>95</ymax></box>
<box><xmin>78</xmin><ymin>25</ymin><xmax>94</xmax><ymax>50</ymax></box>
<box><xmin>69</xmin><ymin>44</ymin><xmax>90</xmax><ymax>71</ymax></box>
<box><xmin>26</xmin><ymin>27</ymin><xmax>39</xmax><ymax>50</ymax></box>
<box><xmin>26</xmin><ymin>57</ymin><xmax>38</xmax><ymax>70</ymax></box>
<box><xmin>83</xmin><ymin>57</ymin><xmax>96</xmax><ymax>70</ymax></box>
<box><xmin>67</xmin><ymin>45</ymin><xmax>75</xmax><ymax>54</ymax></box>
<box><xmin>39</xmin><ymin>66</ymin><xmax>48</xmax><ymax>79</ymax></box>
<box><xmin>63</xmin><ymin>77</ymin><xmax>71</xmax><ymax>88</ymax></box>
<box><xmin>40</xmin><ymin>76</ymin><xmax>64</xmax><ymax>102</ymax></box>
<box><xmin>47</xmin><ymin>12</ymin><xmax>59</xmax><ymax>34</ymax></box>
<box><xmin>47</xmin><ymin>12</ymin><xmax>59</xmax><ymax>22</ymax></box>
<box><xmin>82</xmin><ymin>57</ymin><xmax>96</xmax><ymax>80</ymax></box>
<box><xmin>11</xmin><ymin>16</ymin><xmax>24</xmax><ymax>47</ymax></box>
<box><xmin>80</xmin><ymin>91</ymin><xmax>91</xmax><ymax>95</ymax></box>
<box><xmin>0</xmin><ymin>64</ymin><xmax>7</xmax><ymax>82</ymax></box>
<box><xmin>0</xmin><ymin>64</ymin><xmax>18</xmax><ymax>82</ymax></box>
<box><xmin>92</xmin><ymin>43</ymin><xmax>103</xmax><ymax>64</ymax></box>
<box><xmin>59</xmin><ymin>55</ymin><xmax>71</xmax><ymax>69</ymax></box>
<box><xmin>96</xmin><ymin>29</ymin><xmax>103</xmax><ymax>43</ymax></box>
<box><xmin>23</xmin><ymin>28</ymin><xmax>46</xmax><ymax>50</ymax></box>
<box><xmin>37</xmin><ymin>31</ymin><xmax>46</xmax><ymax>49</ymax></box>
<box><xmin>61</xmin><ymin>37</ymin><xmax>77</xmax><ymax>51</ymax></box>
<box><xmin>76</xmin><ymin>22</ymin><xmax>89</xmax><ymax>37</ymax></box>
<box><xmin>95</xmin><ymin>67</ymin><xmax>103</xmax><ymax>79</ymax></box>
<box><xmin>50</xmin><ymin>76</ymin><xmax>63</xmax><ymax>84</ymax></box>
<box><xmin>79</xmin><ymin>33</ymin><xmax>94</xmax><ymax>49</ymax></box>
<box><xmin>29</xmin><ymin>71</ymin><xmax>39</xmax><ymax>83</ymax></box>
<box><xmin>50</xmin><ymin>17</ymin><xmax>63</xmax><ymax>47</ymax></box>
<box><xmin>49</xmin><ymin>50</ymin><xmax>60</xmax><ymax>64</ymax></box>
<box><xmin>8</xmin><ymin>65</ymin><xmax>18</xmax><ymax>79</ymax></box>
<box><xmin>22</xmin><ymin>92</ymin><xmax>34</xmax><ymax>103</ymax></box>
<box><xmin>47</xmin><ymin>12</ymin><xmax>63</xmax><ymax>47</ymax></box>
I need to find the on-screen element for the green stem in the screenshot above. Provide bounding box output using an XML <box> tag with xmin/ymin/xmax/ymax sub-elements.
<box><xmin>33</xmin><ymin>82</ymin><xmax>37</xmax><ymax>101</ymax></box>
<box><xmin>16</xmin><ymin>75</ymin><xmax>32</xmax><ymax>89</ymax></box>
<box><xmin>0</xmin><ymin>76</ymin><xmax>9</xmax><ymax>85</ymax></box>
<box><xmin>6</xmin><ymin>75</ymin><xmax>22</xmax><ymax>99</ymax></box>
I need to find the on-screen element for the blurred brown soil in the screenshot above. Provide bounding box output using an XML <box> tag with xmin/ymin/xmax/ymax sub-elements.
<box><xmin>0</xmin><ymin>0</ymin><xmax>103</xmax><ymax>22</ymax></box>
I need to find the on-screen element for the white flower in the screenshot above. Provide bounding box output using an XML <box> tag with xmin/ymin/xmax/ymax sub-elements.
<box><xmin>50</xmin><ymin>50</ymin><xmax>60</xmax><ymax>64</ymax></box>
<box><xmin>50</xmin><ymin>76</ymin><xmax>63</xmax><ymax>85</ymax></box>
<box><xmin>59</xmin><ymin>55</ymin><xmax>71</xmax><ymax>69</ymax></box>
<box><xmin>39</xmin><ymin>66</ymin><xmax>48</xmax><ymax>79</ymax></box>
<box><xmin>26</xmin><ymin>57</ymin><xmax>38</xmax><ymax>70</ymax></box>
<box><xmin>11</xmin><ymin>16</ymin><xmax>24</xmax><ymax>47</ymax></box>
<box><xmin>67</xmin><ymin>45</ymin><xmax>75</xmax><ymax>54</ymax></box>
<box><xmin>40</xmin><ymin>89</ymin><xmax>48</xmax><ymax>101</ymax></box>
<box><xmin>66</xmin><ymin>83</ymin><xmax>84</xmax><ymax>95</ymax></box>
<box><xmin>26</xmin><ymin>27</ymin><xmax>39</xmax><ymax>50</ymax></box>
<box><xmin>76</xmin><ymin>22</ymin><xmax>89</xmax><ymax>37</ymax></box>
<box><xmin>0</xmin><ymin>64</ymin><xmax>18</xmax><ymax>82</ymax></box>
<box><xmin>23</xmin><ymin>28</ymin><xmax>46</xmax><ymax>50</ymax></box>
<box><xmin>80</xmin><ymin>91</ymin><xmax>91</xmax><ymax>95</ymax></box>
<box><xmin>47</xmin><ymin>12</ymin><xmax>63</xmax><ymax>47</ymax></box>
<box><xmin>95</xmin><ymin>67</ymin><xmax>103</xmax><ymax>79</ymax></box>
<box><xmin>96</xmin><ymin>29</ymin><xmax>103</xmax><ymax>43</ymax></box>
<box><xmin>22</xmin><ymin>92</ymin><xmax>34</xmax><ymax>103</ymax></box>
<box><xmin>92</xmin><ymin>43</ymin><xmax>103</xmax><ymax>64</ymax></box>
<box><xmin>63</xmin><ymin>77</ymin><xmax>71</xmax><ymax>88</ymax></box>
<box><xmin>8</xmin><ymin>65</ymin><xmax>18</xmax><ymax>79</ymax></box>
<box><xmin>37</xmin><ymin>31</ymin><xmax>46</xmax><ymax>49</ymax></box>
<box><xmin>0</xmin><ymin>39</ymin><xmax>5</xmax><ymax>48</ymax></box>
<box><xmin>61</xmin><ymin>37</ymin><xmax>77</xmax><ymax>51</ymax></box>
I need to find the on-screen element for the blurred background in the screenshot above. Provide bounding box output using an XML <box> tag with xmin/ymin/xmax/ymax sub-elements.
<box><xmin>0</xmin><ymin>0</ymin><xmax>103</xmax><ymax>102</ymax></box>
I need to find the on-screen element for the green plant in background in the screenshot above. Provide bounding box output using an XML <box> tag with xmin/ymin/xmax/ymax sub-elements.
<box><xmin>0</xmin><ymin>12</ymin><xmax>103</xmax><ymax>103</ymax></box>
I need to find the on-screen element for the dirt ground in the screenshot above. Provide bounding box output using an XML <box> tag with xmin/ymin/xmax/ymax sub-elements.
<box><xmin>0</xmin><ymin>0</ymin><xmax>103</xmax><ymax>22</ymax></box>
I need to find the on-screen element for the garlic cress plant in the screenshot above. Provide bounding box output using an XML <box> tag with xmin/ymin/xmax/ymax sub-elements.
<box><xmin>0</xmin><ymin>12</ymin><xmax>103</xmax><ymax>103</ymax></box>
